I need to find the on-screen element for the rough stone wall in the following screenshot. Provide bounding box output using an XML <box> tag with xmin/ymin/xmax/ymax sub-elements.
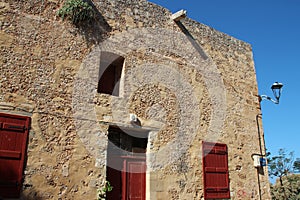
<box><xmin>0</xmin><ymin>0</ymin><xmax>271</xmax><ymax>199</ymax></box>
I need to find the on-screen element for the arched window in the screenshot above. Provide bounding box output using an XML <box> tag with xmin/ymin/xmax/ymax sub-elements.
<box><xmin>97</xmin><ymin>52</ymin><xmax>124</xmax><ymax>96</ymax></box>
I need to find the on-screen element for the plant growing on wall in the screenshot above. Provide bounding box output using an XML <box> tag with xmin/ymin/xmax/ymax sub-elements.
<box><xmin>97</xmin><ymin>181</ymin><xmax>113</xmax><ymax>200</ymax></box>
<box><xmin>57</xmin><ymin>0</ymin><xmax>95</xmax><ymax>25</ymax></box>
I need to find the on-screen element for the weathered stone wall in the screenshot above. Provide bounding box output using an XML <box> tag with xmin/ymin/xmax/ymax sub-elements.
<box><xmin>0</xmin><ymin>0</ymin><xmax>271</xmax><ymax>199</ymax></box>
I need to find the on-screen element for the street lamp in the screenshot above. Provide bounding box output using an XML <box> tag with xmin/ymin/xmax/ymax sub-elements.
<box><xmin>255</xmin><ymin>82</ymin><xmax>283</xmax><ymax>200</ymax></box>
<box><xmin>259</xmin><ymin>82</ymin><xmax>283</xmax><ymax>104</ymax></box>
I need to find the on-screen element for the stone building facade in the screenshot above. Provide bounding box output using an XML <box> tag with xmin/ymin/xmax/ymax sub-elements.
<box><xmin>0</xmin><ymin>0</ymin><xmax>271</xmax><ymax>199</ymax></box>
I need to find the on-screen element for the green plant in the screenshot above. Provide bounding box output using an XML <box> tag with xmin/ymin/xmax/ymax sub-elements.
<box><xmin>294</xmin><ymin>158</ymin><xmax>300</xmax><ymax>173</ymax></box>
<box><xmin>271</xmin><ymin>174</ymin><xmax>300</xmax><ymax>200</ymax></box>
<box><xmin>268</xmin><ymin>149</ymin><xmax>298</xmax><ymax>199</ymax></box>
<box><xmin>97</xmin><ymin>181</ymin><xmax>113</xmax><ymax>200</ymax></box>
<box><xmin>57</xmin><ymin>0</ymin><xmax>95</xmax><ymax>24</ymax></box>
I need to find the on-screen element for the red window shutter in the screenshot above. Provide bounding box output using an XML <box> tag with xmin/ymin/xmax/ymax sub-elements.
<box><xmin>202</xmin><ymin>141</ymin><xmax>230</xmax><ymax>199</ymax></box>
<box><xmin>122</xmin><ymin>159</ymin><xmax>146</xmax><ymax>200</ymax></box>
<box><xmin>0</xmin><ymin>113</ymin><xmax>30</xmax><ymax>198</ymax></box>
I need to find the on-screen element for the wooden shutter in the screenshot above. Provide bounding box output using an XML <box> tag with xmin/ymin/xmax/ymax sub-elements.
<box><xmin>202</xmin><ymin>141</ymin><xmax>230</xmax><ymax>199</ymax></box>
<box><xmin>122</xmin><ymin>158</ymin><xmax>146</xmax><ymax>200</ymax></box>
<box><xmin>0</xmin><ymin>113</ymin><xmax>30</xmax><ymax>198</ymax></box>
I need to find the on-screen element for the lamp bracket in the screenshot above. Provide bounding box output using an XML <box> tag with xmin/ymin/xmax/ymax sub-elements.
<box><xmin>259</xmin><ymin>95</ymin><xmax>279</xmax><ymax>104</ymax></box>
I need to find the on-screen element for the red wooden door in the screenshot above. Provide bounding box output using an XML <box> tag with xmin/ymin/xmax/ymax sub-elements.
<box><xmin>0</xmin><ymin>113</ymin><xmax>30</xmax><ymax>198</ymax></box>
<box><xmin>122</xmin><ymin>158</ymin><xmax>146</xmax><ymax>200</ymax></box>
<box><xmin>202</xmin><ymin>141</ymin><xmax>230</xmax><ymax>199</ymax></box>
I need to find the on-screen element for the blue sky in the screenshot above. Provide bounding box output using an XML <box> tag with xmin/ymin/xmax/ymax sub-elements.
<box><xmin>149</xmin><ymin>0</ymin><xmax>300</xmax><ymax>161</ymax></box>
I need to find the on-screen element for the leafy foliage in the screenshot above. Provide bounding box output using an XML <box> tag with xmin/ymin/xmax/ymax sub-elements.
<box><xmin>294</xmin><ymin>158</ymin><xmax>300</xmax><ymax>173</ymax></box>
<box><xmin>270</xmin><ymin>174</ymin><xmax>300</xmax><ymax>200</ymax></box>
<box><xmin>268</xmin><ymin>149</ymin><xmax>300</xmax><ymax>199</ymax></box>
<box><xmin>57</xmin><ymin>0</ymin><xmax>95</xmax><ymax>25</ymax></box>
<box><xmin>268</xmin><ymin>149</ymin><xmax>294</xmax><ymax>179</ymax></box>
<box><xmin>97</xmin><ymin>181</ymin><xmax>113</xmax><ymax>200</ymax></box>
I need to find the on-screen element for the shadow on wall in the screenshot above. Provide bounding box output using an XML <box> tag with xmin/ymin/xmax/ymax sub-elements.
<box><xmin>0</xmin><ymin>189</ymin><xmax>43</xmax><ymax>200</ymax></box>
<box><xmin>77</xmin><ymin>0</ymin><xmax>112</xmax><ymax>46</ymax></box>
<box><xmin>19</xmin><ymin>188</ymin><xmax>44</xmax><ymax>200</ymax></box>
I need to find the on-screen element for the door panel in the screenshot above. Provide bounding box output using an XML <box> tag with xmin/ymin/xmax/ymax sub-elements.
<box><xmin>123</xmin><ymin>158</ymin><xmax>146</xmax><ymax>200</ymax></box>
<box><xmin>127</xmin><ymin>161</ymin><xmax>146</xmax><ymax>200</ymax></box>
